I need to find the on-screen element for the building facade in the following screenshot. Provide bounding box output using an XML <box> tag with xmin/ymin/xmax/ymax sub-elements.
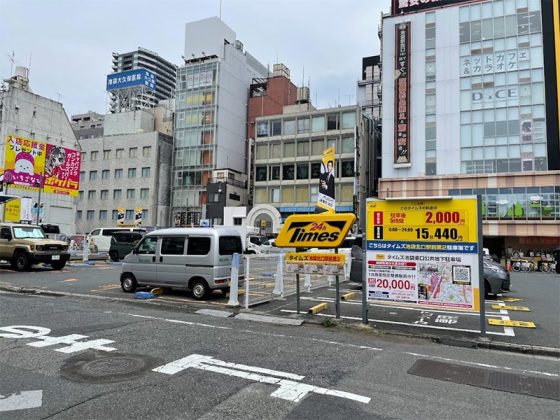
<box><xmin>75</xmin><ymin>109</ymin><xmax>172</xmax><ymax>234</ymax></box>
<box><xmin>171</xmin><ymin>17</ymin><xmax>268</xmax><ymax>226</ymax></box>
<box><xmin>71</xmin><ymin>111</ymin><xmax>105</xmax><ymax>140</ymax></box>
<box><xmin>379</xmin><ymin>0</ymin><xmax>560</xmax><ymax>253</ymax></box>
<box><xmin>0</xmin><ymin>66</ymin><xmax>79</xmax><ymax>235</ymax></box>
<box><xmin>109</xmin><ymin>47</ymin><xmax>177</xmax><ymax>113</ymax></box>
<box><xmin>357</xmin><ymin>55</ymin><xmax>382</xmax><ymax>119</ymax></box>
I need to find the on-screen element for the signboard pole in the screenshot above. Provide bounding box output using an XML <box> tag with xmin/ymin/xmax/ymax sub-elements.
<box><xmin>361</xmin><ymin>199</ymin><xmax>368</xmax><ymax>324</ymax></box>
<box><xmin>296</xmin><ymin>248</ymin><xmax>301</xmax><ymax>315</ymax></box>
<box><xmin>335</xmin><ymin>248</ymin><xmax>340</xmax><ymax>319</ymax></box>
<box><xmin>478</xmin><ymin>195</ymin><xmax>486</xmax><ymax>335</ymax></box>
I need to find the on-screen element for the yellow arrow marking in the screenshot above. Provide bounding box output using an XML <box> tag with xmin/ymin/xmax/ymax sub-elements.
<box><xmin>491</xmin><ymin>305</ymin><xmax>530</xmax><ymax>311</ymax></box>
<box><xmin>501</xmin><ymin>297</ymin><xmax>523</xmax><ymax>302</ymax></box>
<box><xmin>488</xmin><ymin>319</ymin><xmax>536</xmax><ymax>328</ymax></box>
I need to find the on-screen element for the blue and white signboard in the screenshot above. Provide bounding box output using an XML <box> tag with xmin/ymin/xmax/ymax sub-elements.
<box><xmin>106</xmin><ymin>68</ymin><xmax>157</xmax><ymax>92</ymax></box>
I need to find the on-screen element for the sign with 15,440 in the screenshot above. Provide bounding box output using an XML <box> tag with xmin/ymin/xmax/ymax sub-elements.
<box><xmin>366</xmin><ymin>197</ymin><xmax>481</xmax><ymax>311</ymax></box>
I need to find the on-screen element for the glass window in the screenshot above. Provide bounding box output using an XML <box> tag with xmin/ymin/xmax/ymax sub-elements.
<box><xmin>90</xmin><ymin>151</ymin><xmax>98</xmax><ymax>161</ymax></box>
<box><xmin>282</xmin><ymin>186</ymin><xmax>294</xmax><ymax>202</ymax></box>
<box><xmin>270</xmin><ymin>166</ymin><xmax>280</xmax><ymax>180</ymax></box>
<box><xmin>270</xmin><ymin>188</ymin><xmax>280</xmax><ymax>203</ymax></box>
<box><xmin>129</xmin><ymin>147</ymin><xmax>138</xmax><ymax>158</ymax></box>
<box><xmin>297</xmin><ymin>118</ymin><xmax>310</xmax><ymax>133</ymax></box>
<box><xmin>137</xmin><ymin>237</ymin><xmax>157</xmax><ymax>255</ymax></box>
<box><xmin>125</xmin><ymin>209</ymin><xmax>134</xmax><ymax>220</ymax></box>
<box><xmin>86</xmin><ymin>210</ymin><xmax>94</xmax><ymax>220</ymax></box>
<box><xmin>128</xmin><ymin>168</ymin><xmax>136</xmax><ymax>178</ymax></box>
<box><xmin>116</xmin><ymin>148</ymin><xmax>123</xmax><ymax>159</ymax></box>
<box><xmin>102</xmin><ymin>170</ymin><xmax>109</xmax><ymax>180</ymax></box>
<box><xmin>311</xmin><ymin>162</ymin><xmax>321</xmax><ymax>178</ymax></box>
<box><xmin>100</xmin><ymin>190</ymin><xmax>108</xmax><ymax>200</ymax></box>
<box><xmin>103</xmin><ymin>150</ymin><xmax>110</xmax><ymax>160</ymax></box>
<box><xmin>143</xmin><ymin>146</ymin><xmax>151</xmax><ymax>157</ymax></box>
<box><xmin>284</xmin><ymin>142</ymin><xmax>295</xmax><ymax>157</ymax></box>
<box><xmin>256</xmin><ymin>166</ymin><xmax>267</xmax><ymax>181</ymax></box>
<box><xmin>88</xmin><ymin>190</ymin><xmax>96</xmax><ymax>200</ymax></box>
<box><xmin>142</xmin><ymin>167</ymin><xmax>150</xmax><ymax>177</ymax></box>
<box><xmin>76</xmin><ymin>210</ymin><xmax>82</xmax><ymax>220</ymax></box>
<box><xmin>80</xmin><ymin>171</ymin><xmax>85</xmax><ymax>182</ymax></box>
<box><xmin>311</xmin><ymin>139</ymin><xmax>324</xmax><ymax>155</ymax></box>
<box><xmin>127</xmin><ymin>189</ymin><xmax>135</xmax><ymax>199</ymax></box>
<box><xmin>140</xmin><ymin>188</ymin><xmax>149</xmax><ymax>199</ymax></box>
<box><xmin>161</xmin><ymin>237</ymin><xmax>185</xmax><ymax>255</ymax></box>
<box><xmin>296</xmin><ymin>163</ymin><xmax>309</xmax><ymax>179</ymax></box>
<box><xmin>256</xmin><ymin>121</ymin><xmax>269</xmax><ymax>137</ymax></box>
<box><xmin>89</xmin><ymin>171</ymin><xmax>97</xmax><ymax>181</ymax></box>
<box><xmin>341</xmin><ymin>137</ymin><xmax>354</xmax><ymax>153</ymax></box>
<box><xmin>115</xmin><ymin>169</ymin><xmax>123</xmax><ymax>178</ymax></box>
<box><xmin>312</xmin><ymin>116</ymin><xmax>325</xmax><ymax>132</ymax></box>
<box><xmin>295</xmin><ymin>186</ymin><xmax>308</xmax><ymax>202</ymax></box>
<box><xmin>341</xmin><ymin>112</ymin><xmax>356</xmax><ymax>129</ymax></box>
<box><xmin>270</xmin><ymin>143</ymin><xmax>281</xmax><ymax>158</ymax></box>
<box><xmin>341</xmin><ymin>161</ymin><xmax>354</xmax><ymax>177</ymax></box>
<box><xmin>78</xmin><ymin>191</ymin><xmax>84</xmax><ymax>201</ymax></box>
<box><xmin>460</xmin><ymin>22</ymin><xmax>470</xmax><ymax>43</ymax></box>
<box><xmin>99</xmin><ymin>210</ymin><xmax>107</xmax><ymax>220</ymax></box>
<box><xmin>113</xmin><ymin>189</ymin><xmax>122</xmax><ymax>199</ymax></box>
<box><xmin>283</xmin><ymin>119</ymin><xmax>296</xmax><ymax>135</ymax></box>
<box><xmin>256</xmin><ymin>144</ymin><xmax>268</xmax><ymax>159</ymax></box>
<box><xmin>218</xmin><ymin>236</ymin><xmax>242</xmax><ymax>255</ymax></box>
<box><xmin>297</xmin><ymin>140</ymin><xmax>309</xmax><ymax>156</ymax></box>
<box><xmin>327</xmin><ymin>114</ymin><xmax>339</xmax><ymax>130</ymax></box>
<box><xmin>283</xmin><ymin>164</ymin><xmax>294</xmax><ymax>180</ymax></box>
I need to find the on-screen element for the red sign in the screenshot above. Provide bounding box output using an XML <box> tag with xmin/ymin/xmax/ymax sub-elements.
<box><xmin>391</xmin><ymin>0</ymin><xmax>483</xmax><ymax>16</ymax></box>
<box><xmin>394</xmin><ymin>22</ymin><xmax>411</xmax><ymax>164</ymax></box>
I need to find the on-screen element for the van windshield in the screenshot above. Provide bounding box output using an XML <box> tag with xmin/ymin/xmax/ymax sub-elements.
<box><xmin>219</xmin><ymin>236</ymin><xmax>243</xmax><ymax>255</ymax></box>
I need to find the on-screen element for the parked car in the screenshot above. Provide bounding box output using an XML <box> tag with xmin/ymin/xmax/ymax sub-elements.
<box><xmin>109</xmin><ymin>231</ymin><xmax>144</xmax><ymax>261</ymax></box>
<box><xmin>350</xmin><ymin>244</ymin><xmax>510</xmax><ymax>298</ymax></box>
<box><xmin>87</xmin><ymin>227</ymin><xmax>147</xmax><ymax>253</ymax></box>
<box><xmin>0</xmin><ymin>223</ymin><xmax>70</xmax><ymax>271</ymax></box>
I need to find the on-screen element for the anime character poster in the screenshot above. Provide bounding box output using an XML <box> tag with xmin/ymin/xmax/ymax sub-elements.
<box><xmin>3</xmin><ymin>135</ymin><xmax>46</xmax><ymax>189</ymax></box>
<box><xmin>43</xmin><ymin>144</ymin><xmax>81</xmax><ymax>196</ymax></box>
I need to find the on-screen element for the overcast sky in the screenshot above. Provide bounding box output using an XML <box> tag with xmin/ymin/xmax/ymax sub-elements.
<box><xmin>1</xmin><ymin>0</ymin><xmax>388</xmax><ymax>117</ymax></box>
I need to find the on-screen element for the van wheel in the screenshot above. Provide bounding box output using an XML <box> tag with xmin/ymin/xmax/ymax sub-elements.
<box><xmin>121</xmin><ymin>274</ymin><xmax>137</xmax><ymax>293</ymax></box>
<box><xmin>12</xmin><ymin>251</ymin><xmax>31</xmax><ymax>271</ymax></box>
<box><xmin>191</xmin><ymin>279</ymin><xmax>209</xmax><ymax>300</ymax></box>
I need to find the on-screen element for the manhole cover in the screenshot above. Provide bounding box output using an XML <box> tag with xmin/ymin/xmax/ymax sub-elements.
<box><xmin>61</xmin><ymin>352</ymin><xmax>163</xmax><ymax>384</ymax></box>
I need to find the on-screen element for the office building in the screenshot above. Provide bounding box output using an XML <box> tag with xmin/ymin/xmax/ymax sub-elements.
<box><xmin>357</xmin><ymin>55</ymin><xmax>382</xmax><ymax>119</ymax></box>
<box><xmin>71</xmin><ymin>111</ymin><xmax>105</xmax><ymax>140</ymax></box>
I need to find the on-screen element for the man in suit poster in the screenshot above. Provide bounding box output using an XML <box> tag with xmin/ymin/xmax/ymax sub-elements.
<box><xmin>316</xmin><ymin>146</ymin><xmax>336</xmax><ymax>213</ymax></box>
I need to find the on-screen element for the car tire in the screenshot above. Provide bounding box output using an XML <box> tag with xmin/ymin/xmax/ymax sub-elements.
<box><xmin>121</xmin><ymin>273</ymin><xmax>137</xmax><ymax>293</ymax></box>
<box><xmin>11</xmin><ymin>251</ymin><xmax>31</xmax><ymax>272</ymax></box>
<box><xmin>51</xmin><ymin>260</ymin><xmax>66</xmax><ymax>270</ymax></box>
<box><xmin>109</xmin><ymin>251</ymin><xmax>119</xmax><ymax>262</ymax></box>
<box><xmin>190</xmin><ymin>278</ymin><xmax>209</xmax><ymax>300</ymax></box>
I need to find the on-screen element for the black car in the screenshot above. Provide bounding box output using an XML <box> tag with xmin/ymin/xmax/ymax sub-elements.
<box><xmin>109</xmin><ymin>231</ymin><xmax>144</xmax><ymax>261</ymax></box>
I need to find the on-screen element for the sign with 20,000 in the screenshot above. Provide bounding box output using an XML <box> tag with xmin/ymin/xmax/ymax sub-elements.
<box><xmin>366</xmin><ymin>197</ymin><xmax>481</xmax><ymax>311</ymax></box>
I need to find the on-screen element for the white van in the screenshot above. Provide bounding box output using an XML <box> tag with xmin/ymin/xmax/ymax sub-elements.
<box><xmin>87</xmin><ymin>227</ymin><xmax>147</xmax><ymax>253</ymax></box>
<box><xmin>120</xmin><ymin>227</ymin><xmax>243</xmax><ymax>299</ymax></box>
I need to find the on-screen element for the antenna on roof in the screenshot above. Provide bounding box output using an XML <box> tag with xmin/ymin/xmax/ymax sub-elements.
<box><xmin>7</xmin><ymin>50</ymin><xmax>15</xmax><ymax>76</ymax></box>
<box><xmin>219</xmin><ymin>0</ymin><xmax>222</xmax><ymax>19</ymax></box>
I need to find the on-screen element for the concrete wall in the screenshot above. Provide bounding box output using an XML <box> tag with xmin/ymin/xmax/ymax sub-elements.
<box><xmin>104</xmin><ymin>110</ymin><xmax>155</xmax><ymax>136</ymax></box>
<box><xmin>184</xmin><ymin>17</ymin><xmax>236</xmax><ymax>60</ymax></box>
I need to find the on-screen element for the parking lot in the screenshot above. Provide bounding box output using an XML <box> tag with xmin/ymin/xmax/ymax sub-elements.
<box><xmin>0</xmin><ymin>260</ymin><xmax>558</xmax><ymax>350</ymax></box>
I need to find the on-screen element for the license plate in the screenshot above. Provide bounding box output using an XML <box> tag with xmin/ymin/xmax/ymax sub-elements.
<box><xmin>52</xmin><ymin>255</ymin><xmax>60</xmax><ymax>261</ymax></box>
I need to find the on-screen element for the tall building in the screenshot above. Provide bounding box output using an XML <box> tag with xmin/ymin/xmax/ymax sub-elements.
<box><xmin>357</xmin><ymin>55</ymin><xmax>382</xmax><ymax>119</ymax></box>
<box><xmin>109</xmin><ymin>47</ymin><xmax>177</xmax><ymax>113</ymax></box>
<box><xmin>379</xmin><ymin>0</ymin><xmax>560</xmax><ymax>255</ymax></box>
<box><xmin>0</xmin><ymin>66</ymin><xmax>80</xmax><ymax>235</ymax></box>
<box><xmin>71</xmin><ymin>111</ymin><xmax>105</xmax><ymax>140</ymax></box>
<box><xmin>171</xmin><ymin>17</ymin><xmax>268</xmax><ymax>226</ymax></box>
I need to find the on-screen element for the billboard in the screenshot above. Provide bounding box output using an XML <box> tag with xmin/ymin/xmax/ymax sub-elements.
<box><xmin>106</xmin><ymin>68</ymin><xmax>157</xmax><ymax>92</ymax></box>
<box><xmin>3</xmin><ymin>135</ymin><xmax>46</xmax><ymax>189</ymax></box>
<box><xmin>43</xmin><ymin>144</ymin><xmax>81</xmax><ymax>196</ymax></box>
<box><xmin>391</xmin><ymin>0</ymin><xmax>483</xmax><ymax>16</ymax></box>
<box><xmin>315</xmin><ymin>147</ymin><xmax>336</xmax><ymax>213</ymax></box>
<box><xmin>394</xmin><ymin>22</ymin><xmax>411</xmax><ymax>164</ymax></box>
<box><xmin>366</xmin><ymin>197</ymin><xmax>481</xmax><ymax>311</ymax></box>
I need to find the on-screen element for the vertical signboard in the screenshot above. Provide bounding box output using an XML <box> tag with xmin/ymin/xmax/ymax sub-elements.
<box><xmin>134</xmin><ymin>207</ymin><xmax>143</xmax><ymax>225</ymax></box>
<box><xmin>43</xmin><ymin>145</ymin><xmax>81</xmax><ymax>196</ymax></box>
<box><xmin>394</xmin><ymin>22</ymin><xmax>411</xmax><ymax>164</ymax></box>
<box><xmin>366</xmin><ymin>197</ymin><xmax>481</xmax><ymax>311</ymax></box>
<box><xmin>3</xmin><ymin>135</ymin><xmax>46</xmax><ymax>189</ymax></box>
<box><xmin>315</xmin><ymin>147</ymin><xmax>336</xmax><ymax>213</ymax></box>
<box><xmin>117</xmin><ymin>208</ymin><xmax>125</xmax><ymax>225</ymax></box>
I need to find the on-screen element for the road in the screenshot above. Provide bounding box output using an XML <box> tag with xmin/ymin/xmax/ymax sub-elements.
<box><xmin>0</xmin><ymin>291</ymin><xmax>558</xmax><ymax>419</ymax></box>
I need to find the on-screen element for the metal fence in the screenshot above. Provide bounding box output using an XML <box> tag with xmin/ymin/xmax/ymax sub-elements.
<box><xmin>230</xmin><ymin>253</ymin><xmax>340</xmax><ymax>309</ymax></box>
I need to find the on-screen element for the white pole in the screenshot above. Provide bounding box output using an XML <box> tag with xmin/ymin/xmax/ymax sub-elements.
<box><xmin>245</xmin><ymin>256</ymin><xmax>250</xmax><ymax>310</ymax></box>
<box><xmin>227</xmin><ymin>253</ymin><xmax>240</xmax><ymax>307</ymax></box>
<box><xmin>273</xmin><ymin>252</ymin><xmax>284</xmax><ymax>297</ymax></box>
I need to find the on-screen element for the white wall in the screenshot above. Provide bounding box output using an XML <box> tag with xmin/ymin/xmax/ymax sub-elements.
<box><xmin>184</xmin><ymin>17</ymin><xmax>236</xmax><ymax>60</ymax></box>
<box><xmin>223</xmin><ymin>206</ymin><xmax>247</xmax><ymax>226</ymax></box>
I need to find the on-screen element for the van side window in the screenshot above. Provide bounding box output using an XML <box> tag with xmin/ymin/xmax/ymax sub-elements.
<box><xmin>219</xmin><ymin>236</ymin><xmax>243</xmax><ymax>255</ymax></box>
<box><xmin>187</xmin><ymin>237</ymin><xmax>210</xmax><ymax>255</ymax></box>
<box><xmin>103</xmin><ymin>229</ymin><xmax>119</xmax><ymax>236</ymax></box>
<box><xmin>137</xmin><ymin>237</ymin><xmax>157</xmax><ymax>254</ymax></box>
<box><xmin>161</xmin><ymin>237</ymin><xmax>185</xmax><ymax>255</ymax></box>
<box><xmin>90</xmin><ymin>229</ymin><xmax>100</xmax><ymax>236</ymax></box>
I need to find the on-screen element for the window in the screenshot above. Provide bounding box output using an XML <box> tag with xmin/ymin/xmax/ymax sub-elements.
<box><xmin>143</xmin><ymin>146</ymin><xmax>151</xmax><ymax>157</ymax></box>
<box><xmin>311</xmin><ymin>163</ymin><xmax>321</xmax><ymax>178</ymax></box>
<box><xmin>341</xmin><ymin>161</ymin><xmax>354</xmax><ymax>177</ymax></box>
<box><xmin>125</xmin><ymin>209</ymin><xmax>134</xmax><ymax>220</ymax></box>
<box><xmin>218</xmin><ymin>236</ymin><xmax>242</xmax><ymax>255</ymax></box>
<box><xmin>270</xmin><ymin>143</ymin><xmax>281</xmax><ymax>158</ymax></box>
<box><xmin>89</xmin><ymin>171</ymin><xmax>97</xmax><ymax>181</ymax></box>
<box><xmin>161</xmin><ymin>237</ymin><xmax>185</xmax><ymax>255</ymax></box>
<box><xmin>271</xmin><ymin>120</ymin><xmax>282</xmax><ymax>136</ymax></box>
<box><xmin>129</xmin><ymin>147</ymin><xmax>138</xmax><ymax>158</ymax></box>
<box><xmin>99</xmin><ymin>210</ymin><xmax>108</xmax><ymax>220</ymax></box>
<box><xmin>270</xmin><ymin>188</ymin><xmax>280</xmax><ymax>203</ymax></box>
<box><xmin>78</xmin><ymin>191</ymin><xmax>84</xmax><ymax>201</ymax></box>
<box><xmin>283</xmin><ymin>119</ymin><xmax>296</xmax><ymax>135</ymax></box>
<box><xmin>341</xmin><ymin>112</ymin><xmax>356</xmax><ymax>129</ymax></box>
<box><xmin>80</xmin><ymin>171</ymin><xmax>85</xmax><ymax>182</ymax></box>
<box><xmin>76</xmin><ymin>210</ymin><xmax>82</xmax><ymax>220</ymax></box>
<box><xmin>297</xmin><ymin>140</ymin><xmax>309</xmax><ymax>156</ymax></box>
<box><xmin>100</xmin><ymin>190</ymin><xmax>108</xmax><ymax>200</ymax></box>
<box><xmin>103</xmin><ymin>150</ymin><xmax>110</xmax><ymax>160</ymax></box>
<box><xmin>140</xmin><ymin>188</ymin><xmax>149</xmax><ymax>199</ymax></box>
<box><xmin>256</xmin><ymin>166</ymin><xmax>267</xmax><ymax>181</ymax></box>
<box><xmin>88</xmin><ymin>190</ymin><xmax>96</xmax><ymax>200</ymax></box>
<box><xmin>116</xmin><ymin>148</ymin><xmax>124</xmax><ymax>159</ymax></box>
<box><xmin>312</xmin><ymin>116</ymin><xmax>325</xmax><ymax>132</ymax></box>
<box><xmin>311</xmin><ymin>139</ymin><xmax>324</xmax><ymax>155</ymax></box>
<box><xmin>90</xmin><ymin>151</ymin><xmax>98</xmax><ymax>161</ymax></box>
<box><xmin>270</xmin><ymin>166</ymin><xmax>280</xmax><ymax>180</ymax></box>
<box><xmin>127</xmin><ymin>189</ymin><xmax>135</xmax><ymax>199</ymax></box>
<box><xmin>282</xmin><ymin>164</ymin><xmax>294</xmax><ymax>180</ymax></box>
<box><xmin>128</xmin><ymin>168</ymin><xmax>136</xmax><ymax>178</ymax></box>
<box><xmin>284</xmin><ymin>142</ymin><xmax>295</xmax><ymax>157</ymax></box>
<box><xmin>86</xmin><ymin>210</ymin><xmax>94</xmax><ymax>220</ymax></box>
<box><xmin>115</xmin><ymin>169</ymin><xmax>123</xmax><ymax>179</ymax></box>
<box><xmin>137</xmin><ymin>237</ymin><xmax>157</xmax><ymax>254</ymax></box>
<box><xmin>113</xmin><ymin>189</ymin><xmax>122</xmax><ymax>199</ymax></box>
<box><xmin>187</xmin><ymin>237</ymin><xmax>210</xmax><ymax>255</ymax></box>
<box><xmin>297</xmin><ymin>163</ymin><xmax>309</xmax><ymax>180</ymax></box>
<box><xmin>327</xmin><ymin>114</ymin><xmax>339</xmax><ymax>130</ymax></box>
<box><xmin>102</xmin><ymin>170</ymin><xmax>110</xmax><ymax>180</ymax></box>
<box><xmin>141</xmin><ymin>167</ymin><xmax>150</xmax><ymax>177</ymax></box>
<box><xmin>256</xmin><ymin>144</ymin><xmax>268</xmax><ymax>159</ymax></box>
<box><xmin>297</xmin><ymin>118</ymin><xmax>310</xmax><ymax>133</ymax></box>
<box><xmin>256</xmin><ymin>121</ymin><xmax>269</xmax><ymax>137</ymax></box>
<box><xmin>80</xmin><ymin>152</ymin><xmax>86</xmax><ymax>161</ymax></box>
<box><xmin>142</xmin><ymin>209</ymin><xmax>148</xmax><ymax>221</ymax></box>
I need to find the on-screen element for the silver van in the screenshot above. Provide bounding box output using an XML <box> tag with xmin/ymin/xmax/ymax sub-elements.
<box><xmin>120</xmin><ymin>227</ymin><xmax>243</xmax><ymax>299</ymax></box>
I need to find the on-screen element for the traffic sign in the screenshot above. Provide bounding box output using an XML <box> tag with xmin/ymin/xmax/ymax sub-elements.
<box><xmin>275</xmin><ymin>213</ymin><xmax>356</xmax><ymax>248</ymax></box>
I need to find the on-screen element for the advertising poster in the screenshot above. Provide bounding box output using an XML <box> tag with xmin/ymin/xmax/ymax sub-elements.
<box><xmin>134</xmin><ymin>207</ymin><xmax>143</xmax><ymax>225</ymax></box>
<box><xmin>315</xmin><ymin>147</ymin><xmax>336</xmax><ymax>213</ymax></box>
<box><xmin>366</xmin><ymin>197</ymin><xmax>480</xmax><ymax>311</ymax></box>
<box><xmin>394</xmin><ymin>22</ymin><xmax>411</xmax><ymax>164</ymax></box>
<box><xmin>117</xmin><ymin>208</ymin><xmax>125</xmax><ymax>225</ymax></box>
<box><xmin>43</xmin><ymin>144</ymin><xmax>81</xmax><ymax>196</ymax></box>
<box><xmin>4</xmin><ymin>198</ymin><xmax>20</xmax><ymax>222</ymax></box>
<box><xmin>285</xmin><ymin>253</ymin><xmax>345</xmax><ymax>275</ymax></box>
<box><xmin>20</xmin><ymin>197</ymin><xmax>33</xmax><ymax>223</ymax></box>
<box><xmin>3</xmin><ymin>135</ymin><xmax>46</xmax><ymax>189</ymax></box>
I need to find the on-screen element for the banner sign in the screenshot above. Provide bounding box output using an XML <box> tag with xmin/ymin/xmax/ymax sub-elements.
<box><xmin>4</xmin><ymin>198</ymin><xmax>20</xmax><ymax>222</ymax></box>
<box><xmin>316</xmin><ymin>146</ymin><xmax>336</xmax><ymax>213</ymax></box>
<box><xmin>20</xmin><ymin>197</ymin><xmax>33</xmax><ymax>222</ymax></box>
<box><xmin>3</xmin><ymin>135</ymin><xmax>46</xmax><ymax>189</ymax></box>
<box><xmin>391</xmin><ymin>0</ymin><xmax>482</xmax><ymax>16</ymax></box>
<box><xmin>134</xmin><ymin>207</ymin><xmax>143</xmax><ymax>225</ymax></box>
<box><xmin>106</xmin><ymin>68</ymin><xmax>157</xmax><ymax>92</ymax></box>
<box><xmin>285</xmin><ymin>252</ymin><xmax>345</xmax><ymax>275</ymax></box>
<box><xmin>43</xmin><ymin>144</ymin><xmax>81</xmax><ymax>196</ymax></box>
<box><xmin>394</xmin><ymin>22</ymin><xmax>411</xmax><ymax>164</ymax></box>
<box><xmin>366</xmin><ymin>197</ymin><xmax>481</xmax><ymax>311</ymax></box>
<box><xmin>117</xmin><ymin>208</ymin><xmax>125</xmax><ymax>225</ymax></box>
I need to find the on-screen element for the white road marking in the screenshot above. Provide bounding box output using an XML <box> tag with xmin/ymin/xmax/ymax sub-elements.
<box><xmin>0</xmin><ymin>390</ymin><xmax>42</xmax><ymax>412</ymax></box>
<box><xmin>494</xmin><ymin>301</ymin><xmax>516</xmax><ymax>337</ymax></box>
<box><xmin>126</xmin><ymin>313</ymin><xmax>232</xmax><ymax>330</ymax></box>
<box><xmin>153</xmin><ymin>354</ymin><xmax>370</xmax><ymax>404</ymax></box>
<box><xmin>405</xmin><ymin>352</ymin><xmax>559</xmax><ymax>378</ymax></box>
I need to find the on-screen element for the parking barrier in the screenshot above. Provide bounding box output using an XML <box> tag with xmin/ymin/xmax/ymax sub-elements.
<box><xmin>308</xmin><ymin>302</ymin><xmax>328</xmax><ymax>314</ymax></box>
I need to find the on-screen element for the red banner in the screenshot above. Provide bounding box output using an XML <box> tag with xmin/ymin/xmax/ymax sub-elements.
<box><xmin>394</xmin><ymin>22</ymin><xmax>411</xmax><ymax>164</ymax></box>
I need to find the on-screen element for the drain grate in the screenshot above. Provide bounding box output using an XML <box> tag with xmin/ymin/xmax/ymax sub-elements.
<box><xmin>408</xmin><ymin>359</ymin><xmax>560</xmax><ymax>401</ymax></box>
<box><xmin>61</xmin><ymin>352</ymin><xmax>163</xmax><ymax>384</ymax></box>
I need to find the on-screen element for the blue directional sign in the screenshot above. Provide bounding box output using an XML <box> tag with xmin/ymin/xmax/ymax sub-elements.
<box><xmin>106</xmin><ymin>68</ymin><xmax>157</xmax><ymax>92</ymax></box>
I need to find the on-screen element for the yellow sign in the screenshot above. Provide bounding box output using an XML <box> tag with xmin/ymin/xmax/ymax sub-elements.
<box><xmin>491</xmin><ymin>305</ymin><xmax>530</xmax><ymax>312</ymax></box>
<box><xmin>4</xmin><ymin>199</ymin><xmax>20</xmax><ymax>222</ymax></box>
<box><xmin>276</xmin><ymin>213</ymin><xmax>356</xmax><ymax>248</ymax></box>
<box><xmin>488</xmin><ymin>319</ymin><xmax>536</xmax><ymax>328</ymax></box>
<box><xmin>286</xmin><ymin>252</ymin><xmax>345</xmax><ymax>275</ymax></box>
<box><xmin>366</xmin><ymin>198</ymin><xmax>478</xmax><ymax>244</ymax></box>
<box><xmin>3</xmin><ymin>135</ymin><xmax>46</xmax><ymax>190</ymax></box>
